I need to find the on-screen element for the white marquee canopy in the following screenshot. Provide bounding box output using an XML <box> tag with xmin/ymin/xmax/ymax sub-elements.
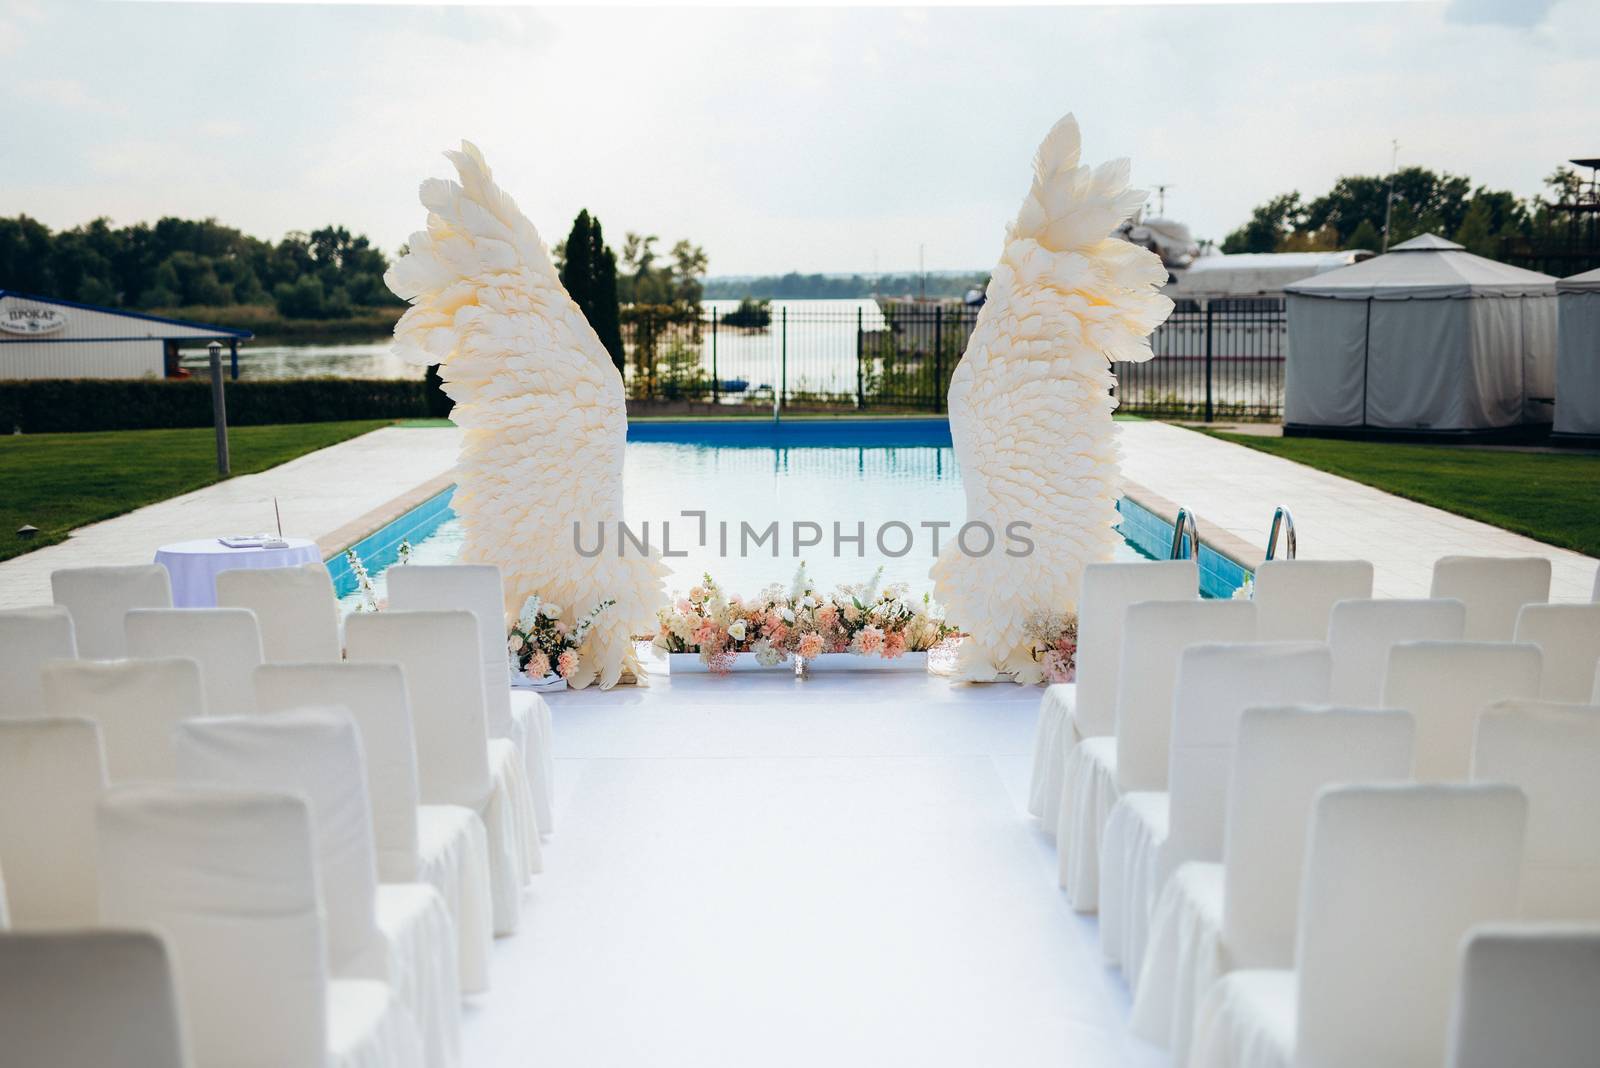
<box><xmin>1283</xmin><ymin>235</ymin><xmax>1557</xmax><ymax>432</ymax></box>
<box><xmin>1555</xmin><ymin>265</ymin><xmax>1600</xmax><ymax>436</ymax></box>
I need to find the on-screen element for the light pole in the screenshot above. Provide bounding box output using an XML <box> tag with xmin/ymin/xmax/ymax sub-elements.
<box><xmin>208</xmin><ymin>340</ymin><xmax>230</xmax><ymax>476</ymax></box>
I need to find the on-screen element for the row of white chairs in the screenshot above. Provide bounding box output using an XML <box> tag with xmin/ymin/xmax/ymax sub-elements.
<box><xmin>1026</xmin><ymin>555</ymin><xmax>1600</xmax><ymax>1067</ymax></box>
<box><xmin>0</xmin><ymin>561</ymin><xmax>555</xmax><ymax>1068</ymax></box>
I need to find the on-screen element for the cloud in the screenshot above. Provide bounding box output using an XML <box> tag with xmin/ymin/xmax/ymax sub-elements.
<box><xmin>1445</xmin><ymin>0</ymin><xmax>1560</xmax><ymax>27</ymax></box>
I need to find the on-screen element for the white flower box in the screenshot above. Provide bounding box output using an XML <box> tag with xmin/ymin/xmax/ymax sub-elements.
<box><xmin>668</xmin><ymin>651</ymin><xmax>929</xmax><ymax>674</ymax></box>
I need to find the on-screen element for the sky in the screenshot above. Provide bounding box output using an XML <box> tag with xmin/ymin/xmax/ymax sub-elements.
<box><xmin>1</xmin><ymin>0</ymin><xmax>1594</xmax><ymax>276</ymax></box>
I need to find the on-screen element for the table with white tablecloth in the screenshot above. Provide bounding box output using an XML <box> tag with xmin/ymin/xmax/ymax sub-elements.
<box><xmin>153</xmin><ymin>538</ymin><xmax>322</xmax><ymax>608</ymax></box>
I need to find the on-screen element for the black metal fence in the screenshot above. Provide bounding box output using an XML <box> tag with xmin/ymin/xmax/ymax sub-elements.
<box><xmin>621</xmin><ymin>298</ymin><xmax>1286</xmax><ymax>421</ymax></box>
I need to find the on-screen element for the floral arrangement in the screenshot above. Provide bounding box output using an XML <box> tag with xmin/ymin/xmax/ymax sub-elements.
<box><xmin>345</xmin><ymin>540</ymin><xmax>412</xmax><ymax>613</ymax></box>
<box><xmin>508</xmin><ymin>594</ymin><xmax>616</xmax><ymax>683</ymax></box>
<box><xmin>1023</xmin><ymin>610</ymin><xmax>1080</xmax><ymax>684</ymax></box>
<box><xmin>651</xmin><ymin>564</ymin><xmax>959</xmax><ymax>674</ymax></box>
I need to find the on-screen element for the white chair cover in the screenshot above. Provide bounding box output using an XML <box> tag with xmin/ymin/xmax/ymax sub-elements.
<box><xmin>1058</xmin><ymin>598</ymin><xmax>1254</xmax><ymax>911</ymax></box>
<box><xmin>41</xmin><ymin>656</ymin><xmax>203</xmax><ymax>782</ymax></box>
<box><xmin>1382</xmin><ymin>640</ymin><xmax>1542</xmax><ymax>781</ymax></box>
<box><xmin>1131</xmin><ymin>707</ymin><xmax>1413</xmax><ymax>1062</ymax></box>
<box><xmin>97</xmin><ymin>784</ymin><xmax>423</xmax><ymax>1068</ymax></box>
<box><xmin>173</xmin><ymin>710</ymin><xmax>387</xmax><ymax>978</ymax></box>
<box><xmin>1326</xmin><ymin>598</ymin><xmax>1466</xmax><ymax>707</ymax></box>
<box><xmin>126</xmin><ymin>607</ymin><xmax>264</xmax><ymax>716</ymax></box>
<box><xmin>1446</xmin><ymin>925</ymin><xmax>1600</xmax><ymax>1068</ymax></box>
<box><xmin>1514</xmin><ymin>603</ymin><xmax>1600</xmax><ymax>702</ymax></box>
<box><xmin>347</xmin><ymin>610</ymin><xmax>540</xmax><ymax>936</ymax></box>
<box><xmin>0</xmin><ymin>717</ymin><xmax>106</xmax><ymax>928</ymax></box>
<box><xmin>0</xmin><ymin>606</ymin><xmax>76</xmax><ymax>719</ymax></box>
<box><xmin>1473</xmin><ymin>700</ymin><xmax>1600</xmax><ymax>921</ymax></box>
<box><xmin>0</xmin><ymin>930</ymin><xmax>189</xmax><ymax>1067</ymax></box>
<box><xmin>1251</xmin><ymin>559</ymin><xmax>1374</xmax><ymax>641</ymax></box>
<box><xmin>254</xmin><ymin>662</ymin><xmax>494</xmax><ymax>998</ymax></box>
<box><xmin>1430</xmin><ymin>555</ymin><xmax>1552</xmax><ymax>641</ymax></box>
<box><xmin>1103</xmin><ymin>640</ymin><xmax>1330</xmax><ymax>981</ymax></box>
<box><xmin>1030</xmin><ymin>559</ymin><xmax>1196</xmax><ymax>830</ymax></box>
<box><xmin>385</xmin><ymin>563</ymin><xmax>554</xmax><ymax>835</ymax></box>
<box><xmin>50</xmin><ymin>564</ymin><xmax>172</xmax><ymax>660</ymax></box>
<box><xmin>1192</xmin><ymin>784</ymin><xmax>1526</xmax><ymax>1068</ymax></box>
<box><xmin>215</xmin><ymin>564</ymin><xmax>342</xmax><ymax>663</ymax></box>
<box><xmin>172</xmin><ymin>708</ymin><xmax>464</xmax><ymax>1068</ymax></box>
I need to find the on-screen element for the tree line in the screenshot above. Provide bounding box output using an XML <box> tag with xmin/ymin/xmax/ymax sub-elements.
<box><xmin>702</xmin><ymin>272</ymin><xmax>988</xmax><ymax>300</ymax></box>
<box><xmin>1221</xmin><ymin>165</ymin><xmax>1587</xmax><ymax>260</ymax></box>
<box><xmin>0</xmin><ymin>215</ymin><xmax>400</xmax><ymax>320</ymax></box>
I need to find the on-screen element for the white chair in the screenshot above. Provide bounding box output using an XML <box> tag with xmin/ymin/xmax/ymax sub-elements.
<box><xmin>254</xmin><ymin>662</ymin><xmax>494</xmax><ymax>997</ymax></box>
<box><xmin>174</xmin><ymin>710</ymin><xmax>460</xmax><ymax>1068</ymax></box>
<box><xmin>1191</xmin><ymin>784</ymin><xmax>1526</xmax><ymax>1068</ymax></box>
<box><xmin>1473</xmin><ymin>700</ymin><xmax>1600</xmax><ymax>921</ymax></box>
<box><xmin>215</xmin><ymin>564</ymin><xmax>342</xmax><ymax>662</ymax></box>
<box><xmin>1130</xmin><ymin>707</ymin><xmax>1413</xmax><ymax>1064</ymax></box>
<box><xmin>346</xmin><ymin>610</ymin><xmax>540</xmax><ymax>936</ymax></box>
<box><xmin>1430</xmin><ymin>555</ymin><xmax>1552</xmax><ymax>641</ymax></box>
<box><xmin>40</xmin><ymin>657</ymin><xmax>203</xmax><ymax>782</ymax></box>
<box><xmin>0</xmin><ymin>718</ymin><xmax>106</xmax><ymax>928</ymax></box>
<box><xmin>1251</xmin><ymin>559</ymin><xmax>1374</xmax><ymax>641</ymax></box>
<box><xmin>1326</xmin><ymin>598</ymin><xmax>1466</xmax><ymax>707</ymax></box>
<box><xmin>1058</xmin><ymin>597</ymin><xmax>1253</xmax><ymax>910</ymax></box>
<box><xmin>385</xmin><ymin>563</ymin><xmax>555</xmax><ymax>835</ymax></box>
<box><xmin>1514</xmin><ymin>603</ymin><xmax>1600</xmax><ymax>702</ymax></box>
<box><xmin>97</xmin><ymin>784</ymin><xmax>423</xmax><ymax>1068</ymax></box>
<box><xmin>0</xmin><ymin>606</ymin><xmax>76</xmax><ymax>719</ymax></box>
<box><xmin>1382</xmin><ymin>641</ymin><xmax>1542</xmax><ymax>781</ymax></box>
<box><xmin>50</xmin><ymin>564</ymin><xmax>172</xmax><ymax>660</ymax></box>
<box><xmin>1101</xmin><ymin>640</ymin><xmax>1330</xmax><ymax>982</ymax></box>
<box><xmin>0</xmin><ymin>930</ymin><xmax>189</xmax><ymax>1067</ymax></box>
<box><xmin>1031</xmin><ymin>559</ymin><xmax>1197</xmax><ymax>836</ymax></box>
<box><xmin>126</xmin><ymin>607</ymin><xmax>265</xmax><ymax>716</ymax></box>
<box><xmin>1446</xmin><ymin>925</ymin><xmax>1600</xmax><ymax>1068</ymax></box>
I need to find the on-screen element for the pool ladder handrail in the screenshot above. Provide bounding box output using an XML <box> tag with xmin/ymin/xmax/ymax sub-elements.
<box><xmin>1169</xmin><ymin>507</ymin><xmax>1200</xmax><ymax>561</ymax></box>
<box><xmin>1265</xmin><ymin>507</ymin><xmax>1297</xmax><ymax>561</ymax></box>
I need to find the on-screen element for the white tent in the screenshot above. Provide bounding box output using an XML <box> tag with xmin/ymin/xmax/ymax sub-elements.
<box><xmin>1169</xmin><ymin>250</ymin><xmax>1371</xmax><ymax>300</ymax></box>
<box><xmin>1555</xmin><ymin>266</ymin><xmax>1600</xmax><ymax>437</ymax></box>
<box><xmin>1283</xmin><ymin>234</ymin><xmax>1558</xmax><ymax>433</ymax></box>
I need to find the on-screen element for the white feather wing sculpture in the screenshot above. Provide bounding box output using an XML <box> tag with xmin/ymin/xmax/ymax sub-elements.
<box><xmin>931</xmin><ymin>114</ymin><xmax>1173</xmax><ymax>683</ymax></box>
<box><xmin>385</xmin><ymin>142</ymin><xmax>666</xmax><ymax>689</ymax></box>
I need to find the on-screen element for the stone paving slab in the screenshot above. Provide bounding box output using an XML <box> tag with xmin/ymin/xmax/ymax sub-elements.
<box><xmin>1117</xmin><ymin>420</ymin><xmax>1598</xmax><ymax>600</ymax></box>
<box><xmin>0</xmin><ymin>425</ymin><xmax>463</xmax><ymax>609</ymax></box>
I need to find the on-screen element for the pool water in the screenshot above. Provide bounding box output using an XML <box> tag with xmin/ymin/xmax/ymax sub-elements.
<box><xmin>332</xmin><ymin>419</ymin><xmax>1248</xmax><ymax>612</ymax></box>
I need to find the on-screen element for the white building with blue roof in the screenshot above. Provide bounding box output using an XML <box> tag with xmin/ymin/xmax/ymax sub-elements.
<box><xmin>0</xmin><ymin>291</ymin><xmax>252</xmax><ymax>379</ymax></box>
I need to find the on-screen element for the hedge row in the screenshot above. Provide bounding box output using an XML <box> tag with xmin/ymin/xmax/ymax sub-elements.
<box><xmin>0</xmin><ymin>376</ymin><xmax>449</xmax><ymax>433</ymax></box>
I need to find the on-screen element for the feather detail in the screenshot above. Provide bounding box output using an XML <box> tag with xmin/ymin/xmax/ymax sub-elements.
<box><xmin>932</xmin><ymin>113</ymin><xmax>1171</xmax><ymax>682</ymax></box>
<box><xmin>386</xmin><ymin>142</ymin><xmax>668</xmax><ymax>689</ymax></box>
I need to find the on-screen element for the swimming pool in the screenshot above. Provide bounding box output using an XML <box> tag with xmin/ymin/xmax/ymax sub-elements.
<box><xmin>330</xmin><ymin>419</ymin><xmax>1250</xmax><ymax>609</ymax></box>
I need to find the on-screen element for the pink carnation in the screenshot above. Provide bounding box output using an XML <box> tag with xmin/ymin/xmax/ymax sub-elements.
<box><xmin>797</xmin><ymin>632</ymin><xmax>824</xmax><ymax>659</ymax></box>
<box><xmin>526</xmin><ymin>651</ymin><xmax>551</xmax><ymax>679</ymax></box>
<box><xmin>556</xmin><ymin>650</ymin><xmax>578</xmax><ymax>679</ymax></box>
<box><xmin>692</xmin><ymin>621</ymin><xmax>722</xmax><ymax>650</ymax></box>
<box><xmin>815</xmin><ymin>604</ymin><xmax>839</xmax><ymax>629</ymax></box>
<box><xmin>857</xmin><ymin>625</ymin><xmax>884</xmax><ymax>655</ymax></box>
<box><xmin>883</xmin><ymin>631</ymin><xmax>907</xmax><ymax>659</ymax></box>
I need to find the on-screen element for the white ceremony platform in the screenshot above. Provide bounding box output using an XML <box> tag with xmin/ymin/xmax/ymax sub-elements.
<box><xmin>463</xmin><ymin>665</ymin><xmax>1163</xmax><ymax>1068</ymax></box>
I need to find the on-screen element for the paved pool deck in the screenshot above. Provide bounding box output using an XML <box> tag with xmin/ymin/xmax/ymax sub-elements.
<box><xmin>0</xmin><ymin>426</ymin><xmax>462</xmax><ymax>609</ymax></box>
<box><xmin>1</xmin><ymin>420</ymin><xmax>1594</xmax><ymax>609</ymax></box>
<box><xmin>1116</xmin><ymin>420</ymin><xmax>1598</xmax><ymax>600</ymax></box>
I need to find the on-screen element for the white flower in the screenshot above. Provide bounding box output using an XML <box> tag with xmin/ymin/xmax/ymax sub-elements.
<box><xmin>779</xmin><ymin>606</ymin><xmax>795</xmax><ymax>624</ymax></box>
<box><xmin>728</xmin><ymin>619</ymin><xmax>747</xmax><ymax>641</ymax></box>
<box><xmin>542</xmin><ymin>602</ymin><xmax>562</xmax><ymax>619</ymax></box>
<box><xmin>508</xmin><ymin>634</ymin><xmax>524</xmax><ymax>652</ymax></box>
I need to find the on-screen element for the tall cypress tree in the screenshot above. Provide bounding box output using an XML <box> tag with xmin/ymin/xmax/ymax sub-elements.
<box><xmin>559</xmin><ymin>209</ymin><xmax>625</xmax><ymax>372</ymax></box>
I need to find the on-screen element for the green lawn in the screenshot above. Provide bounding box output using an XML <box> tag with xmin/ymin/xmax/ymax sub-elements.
<box><xmin>0</xmin><ymin>421</ymin><xmax>390</xmax><ymax>562</ymax></box>
<box><xmin>1210</xmin><ymin>432</ymin><xmax>1600</xmax><ymax>558</ymax></box>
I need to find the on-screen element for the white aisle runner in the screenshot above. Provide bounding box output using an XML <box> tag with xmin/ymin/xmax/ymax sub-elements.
<box><xmin>462</xmin><ymin>667</ymin><xmax>1164</xmax><ymax>1068</ymax></box>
